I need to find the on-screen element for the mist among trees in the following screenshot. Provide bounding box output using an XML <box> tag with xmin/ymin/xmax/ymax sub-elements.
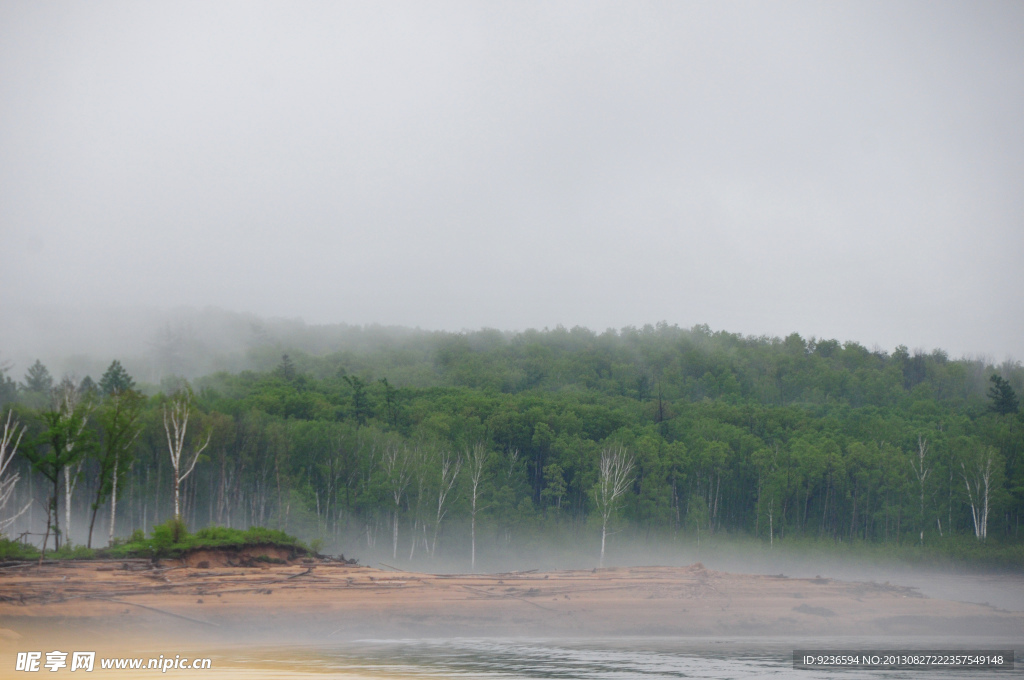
<box><xmin>1</xmin><ymin>321</ymin><xmax>1021</xmax><ymax>566</ymax></box>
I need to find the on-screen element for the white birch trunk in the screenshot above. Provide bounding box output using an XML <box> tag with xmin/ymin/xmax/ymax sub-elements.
<box><xmin>595</xmin><ymin>446</ymin><xmax>634</xmax><ymax>568</ymax></box>
<box><xmin>0</xmin><ymin>412</ymin><xmax>29</xmax><ymax>535</ymax></box>
<box><xmin>961</xmin><ymin>449</ymin><xmax>994</xmax><ymax>541</ymax></box>
<box><xmin>63</xmin><ymin>460</ymin><xmax>84</xmax><ymax>543</ymax></box>
<box><xmin>910</xmin><ymin>436</ymin><xmax>931</xmax><ymax>544</ymax></box>
<box><xmin>55</xmin><ymin>380</ymin><xmax>90</xmax><ymax>545</ymax></box>
<box><xmin>164</xmin><ymin>387</ymin><xmax>210</xmax><ymax>520</ymax></box>
<box><xmin>467</xmin><ymin>442</ymin><xmax>486</xmax><ymax>572</ymax></box>
<box><xmin>431</xmin><ymin>451</ymin><xmax>461</xmax><ymax>556</ymax></box>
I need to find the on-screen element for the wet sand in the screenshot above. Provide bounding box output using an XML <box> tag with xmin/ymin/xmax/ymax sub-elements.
<box><xmin>2</xmin><ymin>557</ymin><xmax>1021</xmax><ymax>648</ymax></box>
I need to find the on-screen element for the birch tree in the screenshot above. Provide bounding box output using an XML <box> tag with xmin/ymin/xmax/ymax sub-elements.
<box><xmin>752</xmin><ymin>443</ymin><xmax>780</xmax><ymax>547</ymax></box>
<box><xmin>300</xmin><ymin>421</ymin><xmax>349</xmax><ymax>539</ymax></box>
<box><xmin>0</xmin><ymin>411</ymin><xmax>29</xmax><ymax>536</ymax></box>
<box><xmin>405</xmin><ymin>445</ymin><xmax>429</xmax><ymax>560</ymax></box>
<box><xmin>465</xmin><ymin>441</ymin><xmax>488</xmax><ymax>571</ymax></box>
<box><xmin>431</xmin><ymin>449</ymin><xmax>461</xmax><ymax>556</ymax></box>
<box><xmin>25</xmin><ymin>396</ymin><xmax>95</xmax><ymax>552</ymax></box>
<box><xmin>909</xmin><ymin>435</ymin><xmax>931</xmax><ymax>545</ymax></box>
<box><xmin>55</xmin><ymin>378</ymin><xmax>93</xmax><ymax>542</ymax></box>
<box><xmin>356</xmin><ymin>430</ymin><xmax>382</xmax><ymax>548</ymax></box>
<box><xmin>381</xmin><ymin>441</ymin><xmax>410</xmax><ymax>560</ymax></box>
<box><xmin>593</xmin><ymin>445</ymin><xmax>634</xmax><ymax>567</ymax></box>
<box><xmin>90</xmin><ymin>388</ymin><xmax>144</xmax><ymax>547</ymax></box>
<box><xmin>163</xmin><ymin>386</ymin><xmax>210</xmax><ymax>519</ymax></box>
<box><xmin>961</xmin><ymin>446</ymin><xmax>1001</xmax><ymax>541</ymax></box>
<box><xmin>206</xmin><ymin>412</ymin><xmax>237</xmax><ymax>527</ymax></box>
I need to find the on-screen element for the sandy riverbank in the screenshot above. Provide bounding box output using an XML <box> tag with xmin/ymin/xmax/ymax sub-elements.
<box><xmin>2</xmin><ymin>555</ymin><xmax>1021</xmax><ymax>649</ymax></box>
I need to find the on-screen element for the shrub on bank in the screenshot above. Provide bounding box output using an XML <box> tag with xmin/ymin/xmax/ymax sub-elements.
<box><xmin>102</xmin><ymin>519</ymin><xmax>309</xmax><ymax>559</ymax></box>
<box><xmin>0</xmin><ymin>537</ymin><xmax>39</xmax><ymax>561</ymax></box>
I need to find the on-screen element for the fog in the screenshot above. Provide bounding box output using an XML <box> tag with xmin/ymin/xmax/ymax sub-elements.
<box><xmin>339</xmin><ymin>529</ymin><xmax>1024</xmax><ymax>613</ymax></box>
<box><xmin>2</xmin><ymin>1</ymin><xmax>1023</xmax><ymax>364</ymax></box>
<box><xmin>2</xmin><ymin>4</ymin><xmax>1022</xmax><ymax>669</ymax></box>
<box><xmin>18</xmin><ymin>498</ymin><xmax>1024</xmax><ymax>619</ymax></box>
<box><xmin>8</xmin><ymin>505</ymin><xmax>1023</xmax><ymax>671</ymax></box>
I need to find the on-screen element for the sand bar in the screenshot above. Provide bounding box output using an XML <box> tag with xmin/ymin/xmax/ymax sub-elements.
<box><xmin>2</xmin><ymin>554</ymin><xmax>1021</xmax><ymax>647</ymax></box>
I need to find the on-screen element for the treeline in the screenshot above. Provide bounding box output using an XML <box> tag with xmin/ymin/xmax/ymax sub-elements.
<box><xmin>0</xmin><ymin>323</ymin><xmax>1021</xmax><ymax>564</ymax></box>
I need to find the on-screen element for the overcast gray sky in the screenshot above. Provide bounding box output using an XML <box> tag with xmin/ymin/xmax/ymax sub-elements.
<box><xmin>2</xmin><ymin>1</ymin><xmax>1022</xmax><ymax>361</ymax></box>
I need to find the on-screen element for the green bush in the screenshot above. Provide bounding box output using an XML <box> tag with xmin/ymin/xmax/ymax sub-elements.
<box><xmin>193</xmin><ymin>526</ymin><xmax>237</xmax><ymax>542</ymax></box>
<box><xmin>152</xmin><ymin>517</ymin><xmax>188</xmax><ymax>550</ymax></box>
<box><xmin>102</xmin><ymin>522</ymin><xmax>307</xmax><ymax>559</ymax></box>
<box><xmin>3</xmin><ymin>523</ymin><xmax>308</xmax><ymax>562</ymax></box>
<box><xmin>0</xmin><ymin>537</ymin><xmax>39</xmax><ymax>561</ymax></box>
<box><xmin>51</xmin><ymin>543</ymin><xmax>96</xmax><ymax>560</ymax></box>
<box><xmin>240</xmin><ymin>526</ymin><xmax>302</xmax><ymax>547</ymax></box>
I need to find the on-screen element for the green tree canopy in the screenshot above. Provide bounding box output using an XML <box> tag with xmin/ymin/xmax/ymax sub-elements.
<box><xmin>23</xmin><ymin>360</ymin><xmax>53</xmax><ymax>394</ymax></box>
<box><xmin>988</xmin><ymin>375</ymin><xmax>1019</xmax><ymax>415</ymax></box>
<box><xmin>99</xmin><ymin>360</ymin><xmax>135</xmax><ymax>396</ymax></box>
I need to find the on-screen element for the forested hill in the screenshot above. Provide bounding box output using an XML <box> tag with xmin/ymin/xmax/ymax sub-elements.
<box><xmin>239</xmin><ymin>323</ymin><xmax>1014</xmax><ymax>409</ymax></box>
<box><xmin>2</xmin><ymin>323</ymin><xmax>1022</xmax><ymax>564</ymax></box>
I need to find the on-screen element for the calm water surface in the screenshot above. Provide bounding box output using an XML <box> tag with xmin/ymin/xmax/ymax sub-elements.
<box><xmin>221</xmin><ymin>638</ymin><xmax>1021</xmax><ymax>680</ymax></box>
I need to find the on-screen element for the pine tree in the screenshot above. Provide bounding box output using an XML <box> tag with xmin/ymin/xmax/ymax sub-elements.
<box><xmin>0</xmin><ymin>358</ymin><xmax>16</xmax><ymax>408</ymax></box>
<box><xmin>99</xmin><ymin>360</ymin><xmax>135</xmax><ymax>396</ymax></box>
<box><xmin>276</xmin><ymin>354</ymin><xmax>296</xmax><ymax>381</ymax></box>
<box><xmin>988</xmin><ymin>375</ymin><xmax>1020</xmax><ymax>415</ymax></box>
<box><xmin>23</xmin><ymin>360</ymin><xmax>53</xmax><ymax>394</ymax></box>
<box><xmin>78</xmin><ymin>376</ymin><xmax>97</xmax><ymax>396</ymax></box>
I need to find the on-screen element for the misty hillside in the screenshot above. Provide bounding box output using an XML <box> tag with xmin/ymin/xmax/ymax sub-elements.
<box><xmin>2</xmin><ymin>306</ymin><xmax>1019</xmax><ymax>405</ymax></box>
<box><xmin>2</xmin><ymin>308</ymin><xmax>1022</xmax><ymax>569</ymax></box>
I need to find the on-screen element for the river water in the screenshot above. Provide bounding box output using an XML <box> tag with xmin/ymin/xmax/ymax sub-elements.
<box><xmin>217</xmin><ymin>637</ymin><xmax>1020</xmax><ymax>679</ymax></box>
<box><xmin>204</xmin><ymin>566</ymin><xmax>1022</xmax><ymax>680</ymax></box>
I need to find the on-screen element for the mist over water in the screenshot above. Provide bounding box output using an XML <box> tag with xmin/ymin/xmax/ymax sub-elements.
<box><xmin>13</xmin><ymin>484</ymin><xmax>1024</xmax><ymax>617</ymax></box>
<box><xmin>343</xmin><ymin>531</ymin><xmax>1024</xmax><ymax>614</ymax></box>
<box><xmin>7</xmin><ymin>507</ymin><xmax>1022</xmax><ymax>678</ymax></box>
<box><xmin>213</xmin><ymin>638</ymin><xmax>1021</xmax><ymax>680</ymax></box>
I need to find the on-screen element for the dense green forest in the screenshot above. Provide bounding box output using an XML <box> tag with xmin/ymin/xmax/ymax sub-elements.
<box><xmin>1</xmin><ymin>323</ymin><xmax>1022</xmax><ymax>566</ymax></box>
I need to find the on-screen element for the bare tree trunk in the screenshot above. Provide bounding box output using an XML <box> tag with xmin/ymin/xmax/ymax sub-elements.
<box><xmin>107</xmin><ymin>449</ymin><xmax>119</xmax><ymax>545</ymax></box>
<box><xmin>217</xmin><ymin>458</ymin><xmax>226</xmax><ymax>525</ymax></box>
<box><xmin>63</xmin><ymin>461</ymin><xmax>83</xmax><ymax>545</ymax></box>
<box><xmin>150</xmin><ymin>464</ymin><xmax>156</xmax><ymax>526</ymax></box>
<box><xmin>164</xmin><ymin>387</ymin><xmax>210</xmax><ymax>519</ymax></box>
<box><xmin>467</xmin><ymin>443</ymin><xmax>487</xmax><ymax>572</ymax></box>
<box><xmin>57</xmin><ymin>382</ymin><xmax>89</xmax><ymax>545</ymax></box>
<box><xmin>431</xmin><ymin>451</ymin><xmax>461</xmax><ymax>557</ymax></box>
<box><xmin>208</xmin><ymin>472</ymin><xmax>214</xmax><ymax>526</ymax></box>
<box><xmin>40</xmin><ymin>497</ymin><xmax>53</xmax><ymax>560</ymax></box>
<box><xmin>910</xmin><ymin>436</ymin><xmax>931</xmax><ymax>545</ymax></box>
<box><xmin>392</xmin><ymin>510</ymin><xmax>399</xmax><ymax>560</ymax></box>
<box><xmin>600</xmin><ymin>515</ymin><xmax>608</xmax><ymax>565</ymax></box>
<box><xmin>144</xmin><ymin>465</ymin><xmax>152</xmax><ymax>530</ymax></box>
<box><xmin>87</xmin><ymin>494</ymin><xmax>100</xmax><ymax>549</ymax></box>
<box><xmin>961</xmin><ymin>449</ymin><xmax>994</xmax><ymax>540</ymax></box>
<box><xmin>0</xmin><ymin>412</ymin><xmax>29</xmax><ymax>536</ymax></box>
<box><xmin>382</xmin><ymin>442</ymin><xmax>410</xmax><ymax>561</ymax></box>
<box><xmin>173</xmin><ymin>465</ymin><xmax>181</xmax><ymax>518</ymax></box>
<box><xmin>595</xmin><ymin>446</ymin><xmax>635</xmax><ymax>568</ymax></box>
